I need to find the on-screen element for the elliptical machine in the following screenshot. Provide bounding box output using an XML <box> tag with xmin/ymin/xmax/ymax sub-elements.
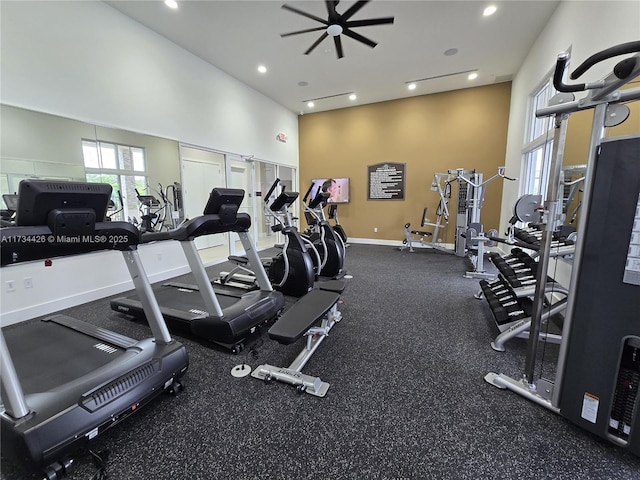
<box><xmin>302</xmin><ymin>182</ymin><xmax>346</xmax><ymax>279</ymax></box>
<box><xmin>217</xmin><ymin>179</ymin><xmax>319</xmax><ymax>297</ymax></box>
<box><xmin>263</xmin><ymin>179</ymin><xmax>318</xmax><ymax>297</ymax></box>
<box><xmin>327</xmin><ymin>203</ymin><xmax>348</xmax><ymax>246</ymax></box>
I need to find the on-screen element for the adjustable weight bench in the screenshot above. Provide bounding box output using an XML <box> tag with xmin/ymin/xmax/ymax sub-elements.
<box><xmin>251</xmin><ymin>282</ymin><xmax>344</xmax><ymax>397</ymax></box>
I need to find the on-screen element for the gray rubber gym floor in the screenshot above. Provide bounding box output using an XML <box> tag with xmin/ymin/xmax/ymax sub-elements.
<box><xmin>2</xmin><ymin>243</ymin><xmax>640</xmax><ymax>479</ymax></box>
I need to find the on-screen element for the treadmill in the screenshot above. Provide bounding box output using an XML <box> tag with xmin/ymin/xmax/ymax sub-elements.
<box><xmin>110</xmin><ymin>188</ymin><xmax>285</xmax><ymax>353</ymax></box>
<box><xmin>0</xmin><ymin>180</ymin><xmax>189</xmax><ymax>480</ymax></box>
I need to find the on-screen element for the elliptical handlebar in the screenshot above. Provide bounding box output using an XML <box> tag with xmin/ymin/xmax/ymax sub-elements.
<box><xmin>302</xmin><ymin>182</ymin><xmax>315</xmax><ymax>204</ymax></box>
<box><xmin>264</xmin><ymin>178</ymin><xmax>281</xmax><ymax>204</ymax></box>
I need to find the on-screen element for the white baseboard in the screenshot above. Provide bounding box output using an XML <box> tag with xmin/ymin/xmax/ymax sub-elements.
<box><xmin>349</xmin><ymin>238</ymin><xmax>456</xmax><ymax>251</ymax></box>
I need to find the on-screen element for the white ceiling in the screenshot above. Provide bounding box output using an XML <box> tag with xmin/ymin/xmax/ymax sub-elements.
<box><xmin>104</xmin><ymin>0</ymin><xmax>560</xmax><ymax>114</ymax></box>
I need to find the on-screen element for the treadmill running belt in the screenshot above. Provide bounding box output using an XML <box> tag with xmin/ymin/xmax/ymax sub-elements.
<box><xmin>3</xmin><ymin>321</ymin><xmax>125</xmax><ymax>394</ymax></box>
<box><xmin>155</xmin><ymin>286</ymin><xmax>239</xmax><ymax>312</ymax></box>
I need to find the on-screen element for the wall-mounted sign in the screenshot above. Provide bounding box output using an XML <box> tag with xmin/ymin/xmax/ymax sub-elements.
<box><xmin>368</xmin><ymin>162</ymin><xmax>405</xmax><ymax>200</ymax></box>
<box><xmin>276</xmin><ymin>132</ymin><xmax>287</xmax><ymax>143</ymax></box>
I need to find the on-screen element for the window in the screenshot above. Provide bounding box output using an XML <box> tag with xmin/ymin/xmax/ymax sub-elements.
<box><xmin>82</xmin><ymin>140</ymin><xmax>149</xmax><ymax>225</ymax></box>
<box><xmin>521</xmin><ymin>78</ymin><xmax>555</xmax><ymax>199</ymax></box>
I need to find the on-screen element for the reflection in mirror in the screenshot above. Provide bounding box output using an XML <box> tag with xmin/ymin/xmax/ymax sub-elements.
<box><xmin>227</xmin><ymin>156</ymin><xmax>253</xmax><ymax>257</ymax></box>
<box><xmin>255</xmin><ymin>162</ymin><xmax>297</xmax><ymax>251</ymax></box>
<box><xmin>179</xmin><ymin>145</ymin><xmax>229</xmax><ymax>264</ymax></box>
<box><xmin>0</xmin><ymin>105</ymin><xmax>182</xmax><ymax>232</ymax></box>
<box><xmin>256</xmin><ymin>161</ymin><xmax>278</xmax><ymax>250</ymax></box>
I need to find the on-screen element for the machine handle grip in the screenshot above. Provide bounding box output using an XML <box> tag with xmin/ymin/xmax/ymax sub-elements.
<box><xmin>264</xmin><ymin>178</ymin><xmax>280</xmax><ymax>203</ymax></box>
<box><xmin>553</xmin><ymin>53</ymin><xmax>585</xmax><ymax>93</ymax></box>
<box><xmin>570</xmin><ymin>41</ymin><xmax>640</xmax><ymax>80</ymax></box>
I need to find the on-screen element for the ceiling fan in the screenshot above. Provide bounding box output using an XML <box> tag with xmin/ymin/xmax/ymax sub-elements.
<box><xmin>280</xmin><ymin>0</ymin><xmax>394</xmax><ymax>59</ymax></box>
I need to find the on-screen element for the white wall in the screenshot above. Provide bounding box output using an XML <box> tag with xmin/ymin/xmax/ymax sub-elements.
<box><xmin>0</xmin><ymin>0</ymin><xmax>298</xmax><ymax>325</ymax></box>
<box><xmin>0</xmin><ymin>1</ymin><xmax>298</xmax><ymax>166</ymax></box>
<box><xmin>500</xmin><ymin>0</ymin><xmax>640</xmax><ymax>230</ymax></box>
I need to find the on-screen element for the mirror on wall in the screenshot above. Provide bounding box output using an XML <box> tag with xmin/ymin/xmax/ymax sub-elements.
<box><xmin>0</xmin><ymin>104</ymin><xmax>181</xmax><ymax>231</ymax></box>
<box><xmin>1</xmin><ymin>105</ymin><xmax>297</xmax><ymax>265</ymax></box>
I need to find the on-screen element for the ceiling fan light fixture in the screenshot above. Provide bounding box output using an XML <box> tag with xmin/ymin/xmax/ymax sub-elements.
<box><xmin>327</xmin><ymin>24</ymin><xmax>343</xmax><ymax>36</ymax></box>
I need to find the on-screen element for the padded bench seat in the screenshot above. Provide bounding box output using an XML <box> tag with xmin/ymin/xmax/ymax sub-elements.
<box><xmin>268</xmin><ymin>289</ymin><xmax>340</xmax><ymax>345</ymax></box>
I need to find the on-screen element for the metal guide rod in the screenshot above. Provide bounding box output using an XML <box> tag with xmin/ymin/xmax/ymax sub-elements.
<box><xmin>523</xmin><ymin>112</ymin><xmax>569</xmax><ymax>385</ymax></box>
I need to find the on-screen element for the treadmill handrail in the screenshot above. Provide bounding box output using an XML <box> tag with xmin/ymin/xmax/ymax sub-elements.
<box><xmin>140</xmin><ymin>213</ymin><xmax>252</xmax><ymax>243</ymax></box>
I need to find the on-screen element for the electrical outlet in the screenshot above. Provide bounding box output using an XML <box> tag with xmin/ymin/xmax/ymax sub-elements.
<box><xmin>374</xmin><ymin>227</ymin><xmax>378</xmax><ymax>233</ymax></box>
<box><xmin>6</xmin><ymin>280</ymin><xmax>16</xmax><ymax>292</ymax></box>
<box><xmin>24</xmin><ymin>277</ymin><xmax>33</xmax><ymax>289</ymax></box>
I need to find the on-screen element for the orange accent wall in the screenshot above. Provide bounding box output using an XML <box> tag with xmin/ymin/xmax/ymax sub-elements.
<box><xmin>299</xmin><ymin>82</ymin><xmax>513</xmax><ymax>243</ymax></box>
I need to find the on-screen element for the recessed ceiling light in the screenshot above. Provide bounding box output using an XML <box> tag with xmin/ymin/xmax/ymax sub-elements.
<box><xmin>298</xmin><ymin>81</ymin><xmax>309</xmax><ymax>87</ymax></box>
<box><xmin>164</xmin><ymin>0</ymin><xmax>178</xmax><ymax>9</ymax></box>
<box><xmin>257</xmin><ymin>65</ymin><xmax>267</xmax><ymax>74</ymax></box>
<box><xmin>468</xmin><ymin>72</ymin><xmax>478</xmax><ymax>80</ymax></box>
<box><xmin>407</xmin><ymin>83</ymin><xmax>417</xmax><ymax>91</ymax></box>
<box><xmin>349</xmin><ymin>94</ymin><xmax>357</xmax><ymax>101</ymax></box>
<box><xmin>444</xmin><ymin>48</ymin><xmax>458</xmax><ymax>56</ymax></box>
<box><xmin>483</xmin><ymin>5</ymin><xmax>497</xmax><ymax>16</ymax></box>
<box><xmin>307</xmin><ymin>101</ymin><xmax>315</xmax><ymax>108</ymax></box>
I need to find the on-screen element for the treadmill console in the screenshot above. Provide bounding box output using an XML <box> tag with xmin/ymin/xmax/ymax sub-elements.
<box><xmin>16</xmin><ymin>179</ymin><xmax>112</xmax><ymax>226</ymax></box>
<box><xmin>204</xmin><ymin>188</ymin><xmax>244</xmax><ymax>225</ymax></box>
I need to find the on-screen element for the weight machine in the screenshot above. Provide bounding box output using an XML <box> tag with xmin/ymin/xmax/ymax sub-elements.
<box><xmin>401</xmin><ymin>167</ymin><xmax>515</xmax><ymax>278</ymax></box>
<box><xmin>485</xmin><ymin>41</ymin><xmax>640</xmax><ymax>455</ymax></box>
<box><xmin>401</xmin><ymin>172</ymin><xmax>452</xmax><ymax>252</ymax></box>
<box><xmin>452</xmin><ymin>167</ymin><xmax>516</xmax><ymax>279</ymax></box>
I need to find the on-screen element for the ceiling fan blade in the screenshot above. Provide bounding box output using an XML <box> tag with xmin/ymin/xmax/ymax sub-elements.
<box><xmin>340</xmin><ymin>0</ymin><xmax>369</xmax><ymax>21</ymax></box>
<box><xmin>281</xmin><ymin>26</ymin><xmax>327</xmax><ymax>38</ymax></box>
<box><xmin>342</xmin><ymin>28</ymin><xmax>377</xmax><ymax>48</ymax></box>
<box><xmin>281</xmin><ymin>4</ymin><xmax>328</xmax><ymax>25</ymax></box>
<box><xmin>346</xmin><ymin>17</ymin><xmax>395</xmax><ymax>28</ymax></box>
<box><xmin>334</xmin><ymin>35</ymin><xmax>344</xmax><ymax>59</ymax></box>
<box><xmin>305</xmin><ymin>32</ymin><xmax>329</xmax><ymax>55</ymax></box>
<box><xmin>325</xmin><ymin>0</ymin><xmax>339</xmax><ymax>22</ymax></box>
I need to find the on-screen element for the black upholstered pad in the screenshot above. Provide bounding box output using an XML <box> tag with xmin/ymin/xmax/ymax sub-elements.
<box><xmin>269</xmin><ymin>289</ymin><xmax>340</xmax><ymax>345</ymax></box>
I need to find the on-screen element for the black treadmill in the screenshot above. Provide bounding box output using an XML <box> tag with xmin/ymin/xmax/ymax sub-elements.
<box><xmin>110</xmin><ymin>188</ymin><xmax>285</xmax><ymax>353</ymax></box>
<box><xmin>0</xmin><ymin>180</ymin><xmax>189</xmax><ymax>480</ymax></box>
